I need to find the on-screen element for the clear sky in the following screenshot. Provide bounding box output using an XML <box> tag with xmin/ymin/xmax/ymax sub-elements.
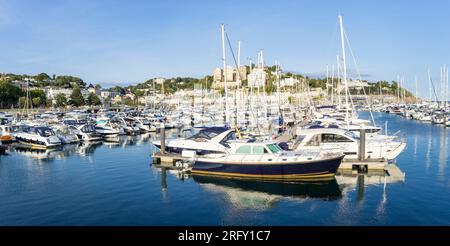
<box><xmin>0</xmin><ymin>0</ymin><xmax>449</xmax><ymax>98</ymax></box>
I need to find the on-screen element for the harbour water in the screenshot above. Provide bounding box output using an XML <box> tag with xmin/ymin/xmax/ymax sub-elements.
<box><xmin>0</xmin><ymin>112</ymin><xmax>449</xmax><ymax>225</ymax></box>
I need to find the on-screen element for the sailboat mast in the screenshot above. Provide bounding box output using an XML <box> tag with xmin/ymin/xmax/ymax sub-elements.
<box><xmin>331</xmin><ymin>64</ymin><xmax>335</xmax><ymax>105</ymax></box>
<box><xmin>379</xmin><ymin>80</ymin><xmax>382</xmax><ymax>104</ymax></box>
<box><xmin>326</xmin><ymin>65</ymin><xmax>329</xmax><ymax>103</ymax></box>
<box><xmin>221</xmin><ymin>24</ymin><xmax>230</xmax><ymax>126</ymax></box>
<box><xmin>237</xmin><ymin>40</ymin><xmax>241</xmax><ymax>91</ymax></box>
<box><xmin>338</xmin><ymin>15</ymin><xmax>350</xmax><ymax>126</ymax></box>
<box><xmin>428</xmin><ymin>69</ymin><xmax>432</xmax><ymax>102</ymax></box>
<box><xmin>336</xmin><ymin>55</ymin><xmax>341</xmax><ymax>108</ymax></box>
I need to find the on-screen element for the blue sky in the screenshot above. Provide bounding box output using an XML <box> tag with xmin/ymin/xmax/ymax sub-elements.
<box><xmin>0</xmin><ymin>0</ymin><xmax>449</xmax><ymax>98</ymax></box>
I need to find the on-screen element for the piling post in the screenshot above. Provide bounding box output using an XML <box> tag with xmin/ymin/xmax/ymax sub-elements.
<box><xmin>359</xmin><ymin>125</ymin><xmax>366</xmax><ymax>161</ymax></box>
<box><xmin>160</xmin><ymin>122</ymin><xmax>165</xmax><ymax>155</ymax></box>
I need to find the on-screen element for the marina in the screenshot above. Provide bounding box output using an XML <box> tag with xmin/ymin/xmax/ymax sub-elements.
<box><xmin>0</xmin><ymin>111</ymin><xmax>449</xmax><ymax>225</ymax></box>
<box><xmin>0</xmin><ymin>1</ymin><xmax>449</xmax><ymax>229</ymax></box>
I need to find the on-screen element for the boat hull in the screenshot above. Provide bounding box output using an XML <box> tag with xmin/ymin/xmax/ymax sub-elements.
<box><xmin>0</xmin><ymin>135</ymin><xmax>13</xmax><ymax>143</ymax></box>
<box><xmin>192</xmin><ymin>155</ymin><xmax>344</xmax><ymax>181</ymax></box>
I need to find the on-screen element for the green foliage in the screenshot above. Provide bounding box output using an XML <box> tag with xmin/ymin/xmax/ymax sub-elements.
<box><xmin>95</xmin><ymin>84</ymin><xmax>102</xmax><ymax>90</ymax></box>
<box><xmin>122</xmin><ymin>98</ymin><xmax>134</xmax><ymax>106</ymax></box>
<box><xmin>0</xmin><ymin>81</ymin><xmax>24</xmax><ymax>108</ymax></box>
<box><xmin>19</xmin><ymin>97</ymin><xmax>27</xmax><ymax>108</ymax></box>
<box><xmin>110</xmin><ymin>86</ymin><xmax>125</xmax><ymax>94</ymax></box>
<box><xmin>35</xmin><ymin>73</ymin><xmax>51</xmax><ymax>81</ymax></box>
<box><xmin>55</xmin><ymin>76</ymin><xmax>85</xmax><ymax>88</ymax></box>
<box><xmin>69</xmin><ymin>86</ymin><xmax>85</xmax><ymax>107</ymax></box>
<box><xmin>32</xmin><ymin>97</ymin><xmax>42</xmax><ymax>107</ymax></box>
<box><xmin>87</xmin><ymin>92</ymin><xmax>102</xmax><ymax>106</ymax></box>
<box><xmin>55</xmin><ymin>93</ymin><xmax>67</xmax><ymax>107</ymax></box>
<box><xmin>30</xmin><ymin>89</ymin><xmax>46</xmax><ymax>104</ymax></box>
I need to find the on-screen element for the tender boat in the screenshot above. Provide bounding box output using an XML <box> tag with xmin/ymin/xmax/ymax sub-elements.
<box><xmin>191</xmin><ymin>141</ymin><xmax>344</xmax><ymax>181</ymax></box>
<box><xmin>0</xmin><ymin>125</ymin><xmax>13</xmax><ymax>143</ymax></box>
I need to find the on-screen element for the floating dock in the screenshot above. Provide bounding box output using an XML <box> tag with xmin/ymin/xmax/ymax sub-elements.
<box><xmin>152</xmin><ymin>151</ymin><xmax>391</xmax><ymax>173</ymax></box>
<box><xmin>340</xmin><ymin>159</ymin><xmax>389</xmax><ymax>171</ymax></box>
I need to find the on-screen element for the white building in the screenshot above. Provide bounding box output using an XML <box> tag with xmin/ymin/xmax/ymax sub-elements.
<box><xmin>213</xmin><ymin>68</ymin><xmax>222</xmax><ymax>82</ymax></box>
<box><xmin>47</xmin><ymin>88</ymin><xmax>73</xmax><ymax>100</ymax></box>
<box><xmin>280</xmin><ymin>77</ymin><xmax>299</xmax><ymax>87</ymax></box>
<box><xmin>154</xmin><ymin>78</ymin><xmax>165</xmax><ymax>85</ymax></box>
<box><xmin>247</xmin><ymin>68</ymin><xmax>266</xmax><ymax>87</ymax></box>
<box><xmin>100</xmin><ymin>90</ymin><xmax>111</xmax><ymax>98</ymax></box>
<box><xmin>347</xmin><ymin>80</ymin><xmax>369</xmax><ymax>88</ymax></box>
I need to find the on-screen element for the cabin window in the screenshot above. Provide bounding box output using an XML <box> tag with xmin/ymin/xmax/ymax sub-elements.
<box><xmin>252</xmin><ymin>146</ymin><xmax>267</xmax><ymax>154</ymax></box>
<box><xmin>267</xmin><ymin>144</ymin><xmax>281</xmax><ymax>153</ymax></box>
<box><xmin>295</xmin><ymin>135</ymin><xmax>306</xmax><ymax>144</ymax></box>
<box><xmin>305</xmin><ymin>135</ymin><xmax>320</xmax><ymax>146</ymax></box>
<box><xmin>219</xmin><ymin>132</ymin><xmax>236</xmax><ymax>148</ymax></box>
<box><xmin>37</xmin><ymin>128</ymin><xmax>54</xmax><ymax>137</ymax></box>
<box><xmin>321</xmin><ymin>134</ymin><xmax>353</xmax><ymax>143</ymax></box>
<box><xmin>235</xmin><ymin>146</ymin><xmax>252</xmax><ymax>154</ymax></box>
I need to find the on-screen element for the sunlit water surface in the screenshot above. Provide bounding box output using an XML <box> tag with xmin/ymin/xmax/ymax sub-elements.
<box><xmin>0</xmin><ymin>112</ymin><xmax>449</xmax><ymax>225</ymax></box>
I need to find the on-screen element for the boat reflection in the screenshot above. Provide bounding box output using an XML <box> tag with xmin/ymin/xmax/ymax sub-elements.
<box><xmin>153</xmin><ymin>163</ymin><xmax>406</xmax><ymax>210</ymax></box>
<box><xmin>7</xmin><ymin>133</ymin><xmax>152</xmax><ymax>161</ymax></box>
<box><xmin>193</xmin><ymin>176</ymin><xmax>341</xmax><ymax>209</ymax></box>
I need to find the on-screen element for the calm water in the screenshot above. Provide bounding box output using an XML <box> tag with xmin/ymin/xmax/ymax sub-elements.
<box><xmin>0</xmin><ymin>112</ymin><xmax>449</xmax><ymax>225</ymax></box>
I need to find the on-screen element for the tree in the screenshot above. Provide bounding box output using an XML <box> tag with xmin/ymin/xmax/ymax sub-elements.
<box><xmin>55</xmin><ymin>75</ymin><xmax>85</xmax><ymax>88</ymax></box>
<box><xmin>110</xmin><ymin>86</ymin><xmax>125</xmax><ymax>95</ymax></box>
<box><xmin>133</xmin><ymin>90</ymin><xmax>145</xmax><ymax>105</ymax></box>
<box><xmin>87</xmin><ymin>92</ymin><xmax>101</xmax><ymax>106</ymax></box>
<box><xmin>30</xmin><ymin>89</ymin><xmax>47</xmax><ymax>106</ymax></box>
<box><xmin>55</xmin><ymin>93</ymin><xmax>67</xmax><ymax>107</ymax></box>
<box><xmin>0</xmin><ymin>81</ymin><xmax>23</xmax><ymax>108</ymax></box>
<box><xmin>95</xmin><ymin>84</ymin><xmax>102</xmax><ymax>90</ymax></box>
<box><xmin>18</xmin><ymin>97</ymin><xmax>27</xmax><ymax>108</ymax></box>
<box><xmin>35</xmin><ymin>73</ymin><xmax>51</xmax><ymax>81</ymax></box>
<box><xmin>32</xmin><ymin>97</ymin><xmax>42</xmax><ymax>107</ymax></box>
<box><xmin>122</xmin><ymin>98</ymin><xmax>134</xmax><ymax>107</ymax></box>
<box><xmin>69</xmin><ymin>86</ymin><xmax>85</xmax><ymax>107</ymax></box>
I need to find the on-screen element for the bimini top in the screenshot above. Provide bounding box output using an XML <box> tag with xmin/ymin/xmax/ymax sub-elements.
<box><xmin>188</xmin><ymin>127</ymin><xmax>231</xmax><ymax>141</ymax></box>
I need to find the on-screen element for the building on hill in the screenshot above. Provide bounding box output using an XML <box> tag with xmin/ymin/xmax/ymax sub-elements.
<box><xmin>347</xmin><ymin>80</ymin><xmax>369</xmax><ymax>89</ymax></box>
<box><xmin>11</xmin><ymin>80</ymin><xmax>29</xmax><ymax>90</ymax></box>
<box><xmin>280</xmin><ymin>77</ymin><xmax>299</xmax><ymax>87</ymax></box>
<box><xmin>154</xmin><ymin>78</ymin><xmax>165</xmax><ymax>85</ymax></box>
<box><xmin>87</xmin><ymin>84</ymin><xmax>96</xmax><ymax>94</ymax></box>
<box><xmin>46</xmin><ymin>88</ymin><xmax>73</xmax><ymax>104</ymax></box>
<box><xmin>212</xmin><ymin>65</ymin><xmax>248</xmax><ymax>89</ymax></box>
<box><xmin>247</xmin><ymin>67</ymin><xmax>266</xmax><ymax>87</ymax></box>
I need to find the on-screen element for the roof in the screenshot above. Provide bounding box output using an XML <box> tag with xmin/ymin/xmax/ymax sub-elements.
<box><xmin>188</xmin><ymin>127</ymin><xmax>231</xmax><ymax>140</ymax></box>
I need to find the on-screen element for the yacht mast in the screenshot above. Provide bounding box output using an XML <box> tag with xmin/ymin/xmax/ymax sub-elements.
<box><xmin>428</xmin><ymin>69</ymin><xmax>432</xmax><ymax>102</ymax></box>
<box><xmin>338</xmin><ymin>15</ymin><xmax>350</xmax><ymax>126</ymax></box>
<box><xmin>379</xmin><ymin>80</ymin><xmax>383</xmax><ymax>104</ymax></box>
<box><xmin>331</xmin><ymin>64</ymin><xmax>335</xmax><ymax>105</ymax></box>
<box><xmin>237</xmin><ymin>40</ymin><xmax>241</xmax><ymax>91</ymax></box>
<box><xmin>221</xmin><ymin>24</ymin><xmax>230</xmax><ymax>126</ymax></box>
<box><xmin>326</xmin><ymin>65</ymin><xmax>329</xmax><ymax>103</ymax></box>
<box><xmin>336</xmin><ymin>55</ymin><xmax>341</xmax><ymax>108</ymax></box>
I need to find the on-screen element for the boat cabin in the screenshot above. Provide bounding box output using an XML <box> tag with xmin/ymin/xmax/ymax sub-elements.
<box><xmin>229</xmin><ymin>142</ymin><xmax>284</xmax><ymax>155</ymax></box>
